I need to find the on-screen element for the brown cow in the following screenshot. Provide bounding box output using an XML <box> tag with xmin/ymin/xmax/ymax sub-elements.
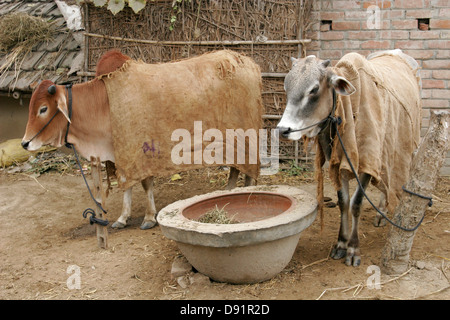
<box><xmin>22</xmin><ymin>50</ymin><xmax>252</xmax><ymax>230</ymax></box>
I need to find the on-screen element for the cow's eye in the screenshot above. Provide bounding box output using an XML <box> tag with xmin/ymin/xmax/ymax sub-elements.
<box><xmin>309</xmin><ymin>85</ymin><xmax>319</xmax><ymax>96</ymax></box>
<box><xmin>39</xmin><ymin>106</ymin><xmax>48</xmax><ymax>115</ymax></box>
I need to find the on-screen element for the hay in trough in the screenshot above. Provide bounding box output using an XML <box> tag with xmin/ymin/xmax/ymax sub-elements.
<box><xmin>0</xmin><ymin>12</ymin><xmax>57</xmax><ymax>80</ymax></box>
<box><xmin>197</xmin><ymin>203</ymin><xmax>238</xmax><ymax>224</ymax></box>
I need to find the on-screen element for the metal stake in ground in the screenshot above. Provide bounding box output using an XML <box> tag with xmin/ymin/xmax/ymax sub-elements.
<box><xmin>381</xmin><ymin>111</ymin><xmax>449</xmax><ymax>275</ymax></box>
<box><xmin>90</xmin><ymin>156</ymin><xmax>108</xmax><ymax>249</ymax></box>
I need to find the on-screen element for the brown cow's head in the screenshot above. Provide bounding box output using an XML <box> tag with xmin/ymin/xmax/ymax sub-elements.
<box><xmin>276</xmin><ymin>55</ymin><xmax>356</xmax><ymax>140</ymax></box>
<box><xmin>22</xmin><ymin>80</ymin><xmax>71</xmax><ymax>151</ymax></box>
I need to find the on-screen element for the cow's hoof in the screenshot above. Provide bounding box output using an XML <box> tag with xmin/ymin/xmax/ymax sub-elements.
<box><xmin>140</xmin><ymin>220</ymin><xmax>157</xmax><ymax>230</ymax></box>
<box><xmin>345</xmin><ymin>248</ymin><xmax>361</xmax><ymax>267</ymax></box>
<box><xmin>345</xmin><ymin>255</ymin><xmax>361</xmax><ymax>267</ymax></box>
<box><xmin>373</xmin><ymin>213</ymin><xmax>387</xmax><ymax>227</ymax></box>
<box><xmin>330</xmin><ymin>246</ymin><xmax>347</xmax><ymax>260</ymax></box>
<box><xmin>112</xmin><ymin>221</ymin><xmax>126</xmax><ymax>229</ymax></box>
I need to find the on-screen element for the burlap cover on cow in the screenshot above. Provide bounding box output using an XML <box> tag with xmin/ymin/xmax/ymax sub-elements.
<box><xmin>321</xmin><ymin>52</ymin><xmax>422</xmax><ymax>214</ymax></box>
<box><xmin>101</xmin><ymin>50</ymin><xmax>263</xmax><ymax>190</ymax></box>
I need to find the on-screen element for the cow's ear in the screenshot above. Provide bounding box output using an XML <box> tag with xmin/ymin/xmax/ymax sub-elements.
<box><xmin>329</xmin><ymin>74</ymin><xmax>356</xmax><ymax>96</ymax></box>
<box><xmin>56</xmin><ymin>91</ymin><xmax>71</xmax><ymax>123</ymax></box>
<box><xmin>321</xmin><ymin>59</ymin><xmax>331</xmax><ymax>68</ymax></box>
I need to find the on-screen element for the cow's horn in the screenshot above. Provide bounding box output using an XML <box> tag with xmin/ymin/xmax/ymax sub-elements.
<box><xmin>48</xmin><ymin>85</ymin><xmax>56</xmax><ymax>95</ymax></box>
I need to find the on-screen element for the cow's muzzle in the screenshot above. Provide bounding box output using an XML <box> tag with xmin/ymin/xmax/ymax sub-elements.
<box><xmin>21</xmin><ymin>140</ymin><xmax>30</xmax><ymax>150</ymax></box>
<box><xmin>276</xmin><ymin>126</ymin><xmax>292</xmax><ymax>139</ymax></box>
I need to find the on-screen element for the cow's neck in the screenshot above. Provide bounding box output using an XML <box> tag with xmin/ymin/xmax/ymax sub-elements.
<box><xmin>317</xmin><ymin>114</ymin><xmax>338</xmax><ymax>162</ymax></box>
<box><xmin>317</xmin><ymin>89</ymin><xmax>339</xmax><ymax>161</ymax></box>
<box><xmin>65</xmin><ymin>80</ymin><xmax>115</xmax><ymax>162</ymax></box>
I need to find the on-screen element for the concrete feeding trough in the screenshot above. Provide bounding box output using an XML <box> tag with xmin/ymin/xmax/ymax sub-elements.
<box><xmin>157</xmin><ymin>185</ymin><xmax>317</xmax><ymax>284</ymax></box>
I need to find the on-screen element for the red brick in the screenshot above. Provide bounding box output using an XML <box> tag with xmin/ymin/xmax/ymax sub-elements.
<box><xmin>345</xmin><ymin>11</ymin><xmax>369</xmax><ymax>20</ymax></box>
<box><xmin>433</xmin><ymin>70</ymin><xmax>450</xmax><ymax>79</ymax></box>
<box><xmin>395</xmin><ymin>40</ymin><xmax>424</xmax><ymax>49</ymax></box>
<box><xmin>361</xmin><ymin>40</ymin><xmax>391</xmax><ymax>49</ymax></box>
<box><xmin>428</xmin><ymin>40</ymin><xmax>450</xmax><ymax>49</ymax></box>
<box><xmin>421</xmin><ymin>79</ymin><xmax>445</xmax><ymax>89</ymax></box>
<box><xmin>423</xmin><ymin>59</ymin><xmax>450</xmax><ymax>69</ymax></box>
<box><xmin>422</xmin><ymin>99</ymin><xmax>449</xmax><ymax>108</ymax></box>
<box><xmin>403</xmin><ymin>50</ymin><xmax>435</xmax><ymax>59</ymax></box>
<box><xmin>348</xmin><ymin>30</ymin><xmax>377</xmax><ymax>39</ymax></box>
<box><xmin>442</xmin><ymin>31</ymin><xmax>450</xmax><ymax>39</ymax></box>
<box><xmin>432</xmin><ymin>0</ymin><xmax>450</xmax><ymax>7</ymax></box>
<box><xmin>322</xmin><ymin>40</ymin><xmax>361</xmax><ymax>50</ymax></box>
<box><xmin>419</xmin><ymin>70</ymin><xmax>432</xmax><ymax>79</ymax></box>
<box><xmin>363</xmin><ymin>1</ymin><xmax>392</xmax><ymax>9</ymax></box>
<box><xmin>432</xmin><ymin>89</ymin><xmax>450</xmax><ymax>100</ymax></box>
<box><xmin>436</xmin><ymin>50</ymin><xmax>450</xmax><ymax>59</ymax></box>
<box><xmin>343</xmin><ymin>49</ymin><xmax>372</xmax><ymax>57</ymax></box>
<box><xmin>394</xmin><ymin>0</ymin><xmax>424</xmax><ymax>8</ymax></box>
<box><xmin>382</xmin><ymin>10</ymin><xmax>404</xmax><ymax>19</ymax></box>
<box><xmin>320</xmin><ymin>31</ymin><xmax>345</xmax><ymax>40</ymax></box>
<box><xmin>320</xmin><ymin>12</ymin><xmax>345</xmax><ymax>20</ymax></box>
<box><xmin>421</xmin><ymin>89</ymin><xmax>432</xmax><ymax>99</ymax></box>
<box><xmin>430</xmin><ymin>19</ymin><xmax>450</xmax><ymax>29</ymax></box>
<box><xmin>319</xmin><ymin>50</ymin><xmax>343</xmax><ymax>60</ymax></box>
<box><xmin>380</xmin><ymin>30</ymin><xmax>409</xmax><ymax>39</ymax></box>
<box><xmin>405</xmin><ymin>9</ymin><xmax>432</xmax><ymax>18</ymax></box>
<box><xmin>332</xmin><ymin>21</ymin><xmax>361</xmax><ymax>30</ymax></box>
<box><xmin>439</xmin><ymin>8</ymin><xmax>450</xmax><ymax>18</ymax></box>
<box><xmin>410</xmin><ymin>30</ymin><xmax>441</xmax><ymax>39</ymax></box>
<box><xmin>321</xmin><ymin>24</ymin><xmax>331</xmax><ymax>32</ymax></box>
<box><xmin>332</xmin><ymin>1</ymin><xmax>360</xmax><ymax>10</ymax></box>
<box><xmin>362</xmin><ymin>20</ymin><xmax>391</xmax><ymax>30</ymax></box>
<box><xmin>391</xmin><ymin>19</ymin><xmax>418</xmax><ymax>29</ymax></box>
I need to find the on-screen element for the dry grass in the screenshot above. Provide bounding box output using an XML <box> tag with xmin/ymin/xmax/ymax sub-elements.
<box><xmin>0</xmin><ymin>12</ymin><xmax>56</xmax><ymax>52</ymax></box>
<box><xmin>197</xmin><ymin>203</ymin><xmax>239</xmax><ymax>224</ymax></box>
<box><xmin>0</xmin><ymin>12</ymin><xmax>57</xmax><ymax>85</ymax></box>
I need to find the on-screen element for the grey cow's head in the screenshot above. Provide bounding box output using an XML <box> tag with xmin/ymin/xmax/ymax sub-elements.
<box><xmin>277</xmin><ymin>55</ymin><xmax>356</xmax><ymax>140</ymax></box>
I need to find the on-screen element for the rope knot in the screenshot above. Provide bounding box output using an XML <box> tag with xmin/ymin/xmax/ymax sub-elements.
<box><xmin>329</xmin><ymin>115</ymin><xmax>342</xmax><ymax>126</ymax></box>
<box><xmin>83</xmin><ymin>208</ymin><xmax>109</xmax><ymax>226</ymax></box>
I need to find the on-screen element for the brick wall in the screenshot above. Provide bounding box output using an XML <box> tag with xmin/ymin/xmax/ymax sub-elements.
<box><xmin>306</xmin><ymin>0</ymin><xmax>450</xmax><ymax>175</ymax></box>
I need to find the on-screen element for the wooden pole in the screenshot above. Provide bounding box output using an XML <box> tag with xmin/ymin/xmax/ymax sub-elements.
<box><xmin>84</xmin><ymin>32</ymin><xmax>311</xmax><ymax>46</ymax></box>
<box><xmin>381</xmin><ymin>111</ymin><xmax>450</xmax><ymax>275</ymax></box>
<box><xmin>90</xmin><ymin>156</ymin><xmax>108</xmax><ymax>249</ymax></box>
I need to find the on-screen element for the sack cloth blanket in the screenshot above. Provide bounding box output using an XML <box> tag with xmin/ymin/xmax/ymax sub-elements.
<box><xmin>318</xmin><ymin>52</ymin><xmax>422</xmax><ymax>214</ymax></box>
<box><xmin>101</xmin><ymin>50</ymin><xmax>263</xmax><ymax>190</ymax></box>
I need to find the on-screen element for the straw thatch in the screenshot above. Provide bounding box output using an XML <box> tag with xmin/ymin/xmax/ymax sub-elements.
<box><xmin>0</xmin><ymin>12</ymin><xmax>57</xmax><ymax>79</ymax></box>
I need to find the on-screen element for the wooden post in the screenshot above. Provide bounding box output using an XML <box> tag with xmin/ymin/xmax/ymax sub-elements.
<box><xmin>90</xmin><ymin>156</ymin><xmax>108</xmax><ymax>249</ymax></box>
<box><xmin>381</xmin><ymin>111</ymin><xmax>450</xmax><ymax>275</ymax></box>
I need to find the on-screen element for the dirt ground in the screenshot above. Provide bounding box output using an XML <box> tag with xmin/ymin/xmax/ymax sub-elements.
<box><xmin>0</xmin><ymin>156</ymin><xmax>449</xmax><ymax>301</ymax></box>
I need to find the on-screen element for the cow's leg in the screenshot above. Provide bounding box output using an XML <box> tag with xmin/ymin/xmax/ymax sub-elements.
<box><xmin>140</xmin><ymin>176</ymin><xmax>157</xmax><ymax>230</ymax></box>
<box><xmin>111</xmin><ymin>187</ymin><xmax>133</xmax><ymax>229</ymax></box>
<box><xmin>346</xmin><ymin>173</ymin><xmax>372</xmax><ymax>267</ymax></box>
<box><xmin>244</xmin><ymin>175</ymin><xmax>256</xmax><ymax>186</ymax></box>
<box><xmin>373</xmin><ymin>192</ymin><xmax>387</xmax><ymax>227</ymax></box>
<box><xmin>226</xmin><ymin>167</ymin><xmax>240</xmax><ymax>190</ymax></box>
<box><xmin>331</xmin><ymin>175</ymin><xmax>350</xmax><ymax>260</ymax></box>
